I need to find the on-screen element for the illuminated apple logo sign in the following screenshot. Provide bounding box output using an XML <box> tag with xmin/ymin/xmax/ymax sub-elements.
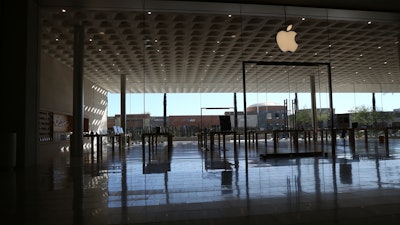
<box><xmin>276</xmin><ymin>24</ymin><xmax>298</xmax><ymax>52</ymax></box>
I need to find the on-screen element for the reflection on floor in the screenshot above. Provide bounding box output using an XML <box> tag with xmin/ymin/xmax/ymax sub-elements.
<box><xmin>2</xmin><ymin>137</ymin><xmax>400</xmax><ymax>225</ymax></box>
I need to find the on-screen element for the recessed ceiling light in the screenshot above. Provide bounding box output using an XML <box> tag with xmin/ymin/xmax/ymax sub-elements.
<box><xmin>99</xmin><ymin>31</ymin><xmax>105</xmax><ymax>35</ymax></box>
<box><xmin>368</xmin><ymin>67</ymin><xmax>372</xmax><ymax>69</ymax></box>
<box><xmin>148</xmin><ymin>11</ymin><xmax>152</xmax><ymax>15</ymax></box>
<box><xmin>228</xmin><ymin>14</ymin><xmax>232</xmax><ymax>18</ymax></box>
<box><xmin>61</xmin><ymin>9</ymin><xmax>66</xmax><ymax>13</ymax></box>
<box><xmin>377</xmin><ymin>46</ymin><xmax>381</xmax><ymax>49</ymax></box>
<box><xmin>367</xmin><ymin>21</ymin><xmax>372</xmax><ymax>24</ymax></box>
<box><xmin>384</xmin><ymin>61</ymin><xmax>387</xmax><ymax>64</ymax></box>
<box><xmin>55</xmin><ymin>38</ymin><xmax>59</xmax><ymax>41</ymax></box>
<box><xmin>98</xmin><ymin>48</ymin><xmax>102</xmax><ymax>51</ymax></box>
<box><xmin>89</xmin><ymin>38</ymin><xmax>93</xmax><ymax>42</ymax></box>
<box><xmin>301</xmin><ymin>17</ymin><xmax>305</xmax><ymax>21</ymax></box>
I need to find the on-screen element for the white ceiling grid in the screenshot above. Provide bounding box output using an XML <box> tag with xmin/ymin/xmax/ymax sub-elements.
<box><xmin>40</xmin><ymin>3</ymin><xmax>400</xmax><ymax>93</ymax></box>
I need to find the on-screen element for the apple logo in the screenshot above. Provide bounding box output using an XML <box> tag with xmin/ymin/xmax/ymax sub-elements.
<box><xmin>276</xmin><ymin>24</ymin><xmax>298</xmax><ymax>52</ymax></box>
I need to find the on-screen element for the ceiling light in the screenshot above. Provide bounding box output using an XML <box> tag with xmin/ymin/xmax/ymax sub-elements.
<box><xmin>99</xmin><ymin>31</ymin><xmax>105</xmax><ymax>35</ymax></box>
<box><xmin>367</xmin><ymin>21</ymin><xmax>372</xmax><ymax>24</ymax></box>
<box><xmin>89</xmin><ymin>38</ymin><xmax>93</xmax><ymax>42</ymax></box>
<box><xmin>377</xmin><ymin>46</ymin><xmax>381</xmax><ymax>49</ymax></box>
<box><xmin>61</xmin><ymin>9</ymin><xmax>66</xmax><ymax>13</ymax></box>
<box><xmin>98</xmin><ymin>49</ymin><xmax>102</xmax><ymax>51</ymax></box>
<box><xmin>228</xmin><ymin>14</ymin><xmax>232</xmax><ymax>18</ymax></box>
<box><xmin>384</xmin><ymin>61</ymin><xmax>387</xmax><ymax>64</ymax></box>
<box><xmin>55</xmin><ymin>38</ymin><xmax>59</xmax><ymax>41</ymax></box>
<box><xmin>301</xmin><ymin>17</ymin><xmax>305</xmax><ymax>21</ymax></box>
<box><xmin>147</xmin><ymin>11</ymin><xmax>152</xmax><ymax>15</ymax></box>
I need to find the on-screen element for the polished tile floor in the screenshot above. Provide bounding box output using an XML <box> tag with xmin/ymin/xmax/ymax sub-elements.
<box><xmin>2</xmin><ymin>136</ymin><xmax>400</xmax><ymax>225</ymax></box>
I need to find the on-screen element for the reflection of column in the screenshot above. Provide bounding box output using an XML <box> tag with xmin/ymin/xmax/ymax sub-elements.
<box><xmin>120</xmin><ymin>74</ymin><xmax>126</xmax><ymax>147</ymax></box>
<box><xmin>71</xmin><ymin>24</ymin><xmax>84</xmax><ymax>157</ymax></box>
<box><xmin>375</xmin><ymin>157</ymin><xmax>382</xmax><ymax>188</ymax></box>
<box><xmin>314</xmin><ymin>157</ymin><xmax>321</xmax><ymax>209</ymax></box>
<box><xmin>332</xmin><ymin>158</ymin><xmax>339</xmax><ymax>223</ymax></box>
<box><xmin>71</xmin><ymin>157</ymin><xmax>84</xmax><ymax>225</ymax></box>
<box><xmin>164</xmin><ymin>172</ymin><xmax>169</xmax><ymax>204</ymax></box>
<box><xmin>310</xmin><ymin>75</ymin><xmax>318</xmax><ymax>147</ymax></box>
<box><xmin>121</xmin><ymin>150</ymin><xmax>128</xmax><ymax>223</ymax></box>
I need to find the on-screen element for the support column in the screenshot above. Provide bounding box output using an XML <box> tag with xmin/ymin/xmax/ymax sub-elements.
<box><xmin>71</xmin><ymin>24</ymin><xmax>84</xmax><ymax>158</ymax></box>
<box><xmin>310</xmin><ymin>75</ymin><xmax>318</xmax><ymax>147</ymax></box>
<box><xmin>327</xmin><ymin>64</ymin><xmax>336</xmax><ymax>156</ymax></box>
<box><xmin>164</xmin><ymin>93</ymin><xmax>167</xmax><ymax>129</ymax></box>
<box><xmin>372</xmin><ymin>92</ymin><xmax>376</xmax><ymax>112</ymax></box>
<box><xmin>234</xmin><ymin>92</ymin><xmax>238</xmax><ymax>130</ymax></box>
<box><xmin>120</xmin><ymin>74</ymin><xmax>126</xmax><ymax>147</ymax></box>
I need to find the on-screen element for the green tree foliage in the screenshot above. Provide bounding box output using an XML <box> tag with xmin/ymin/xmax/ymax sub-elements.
<box><xmin>294</xmin><ymin>109</ymin><xmax>329</xmax><ymax>129</ymax></box>
<box><xmin>350</xmin><ymin>105</ymin><xmax>392</xmax><ymax>128</ymax></box>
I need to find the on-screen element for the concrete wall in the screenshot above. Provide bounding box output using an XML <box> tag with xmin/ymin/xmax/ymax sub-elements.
<box><xmin>39</xmin><ymin>52</ymin><xmax>108</xmax><ymax>164</ymax></box>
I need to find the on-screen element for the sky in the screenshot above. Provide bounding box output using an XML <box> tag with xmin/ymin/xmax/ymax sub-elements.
<box><xmin>107</xmin><ymin>92</ymin><xmax>400</xmax><ymax>117</ymax></box>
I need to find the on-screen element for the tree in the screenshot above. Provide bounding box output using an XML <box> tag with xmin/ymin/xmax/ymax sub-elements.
<box><xmin>350</xmin><ymin>105</ymin><xmax>392</xmax><ymax>128</ymax></box>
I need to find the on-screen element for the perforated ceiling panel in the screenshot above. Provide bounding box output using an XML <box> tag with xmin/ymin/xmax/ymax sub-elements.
<box><xmin>40</xmin><ymin>2</ymin><xmax>400</xmax><ymax>93</ymax></box>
